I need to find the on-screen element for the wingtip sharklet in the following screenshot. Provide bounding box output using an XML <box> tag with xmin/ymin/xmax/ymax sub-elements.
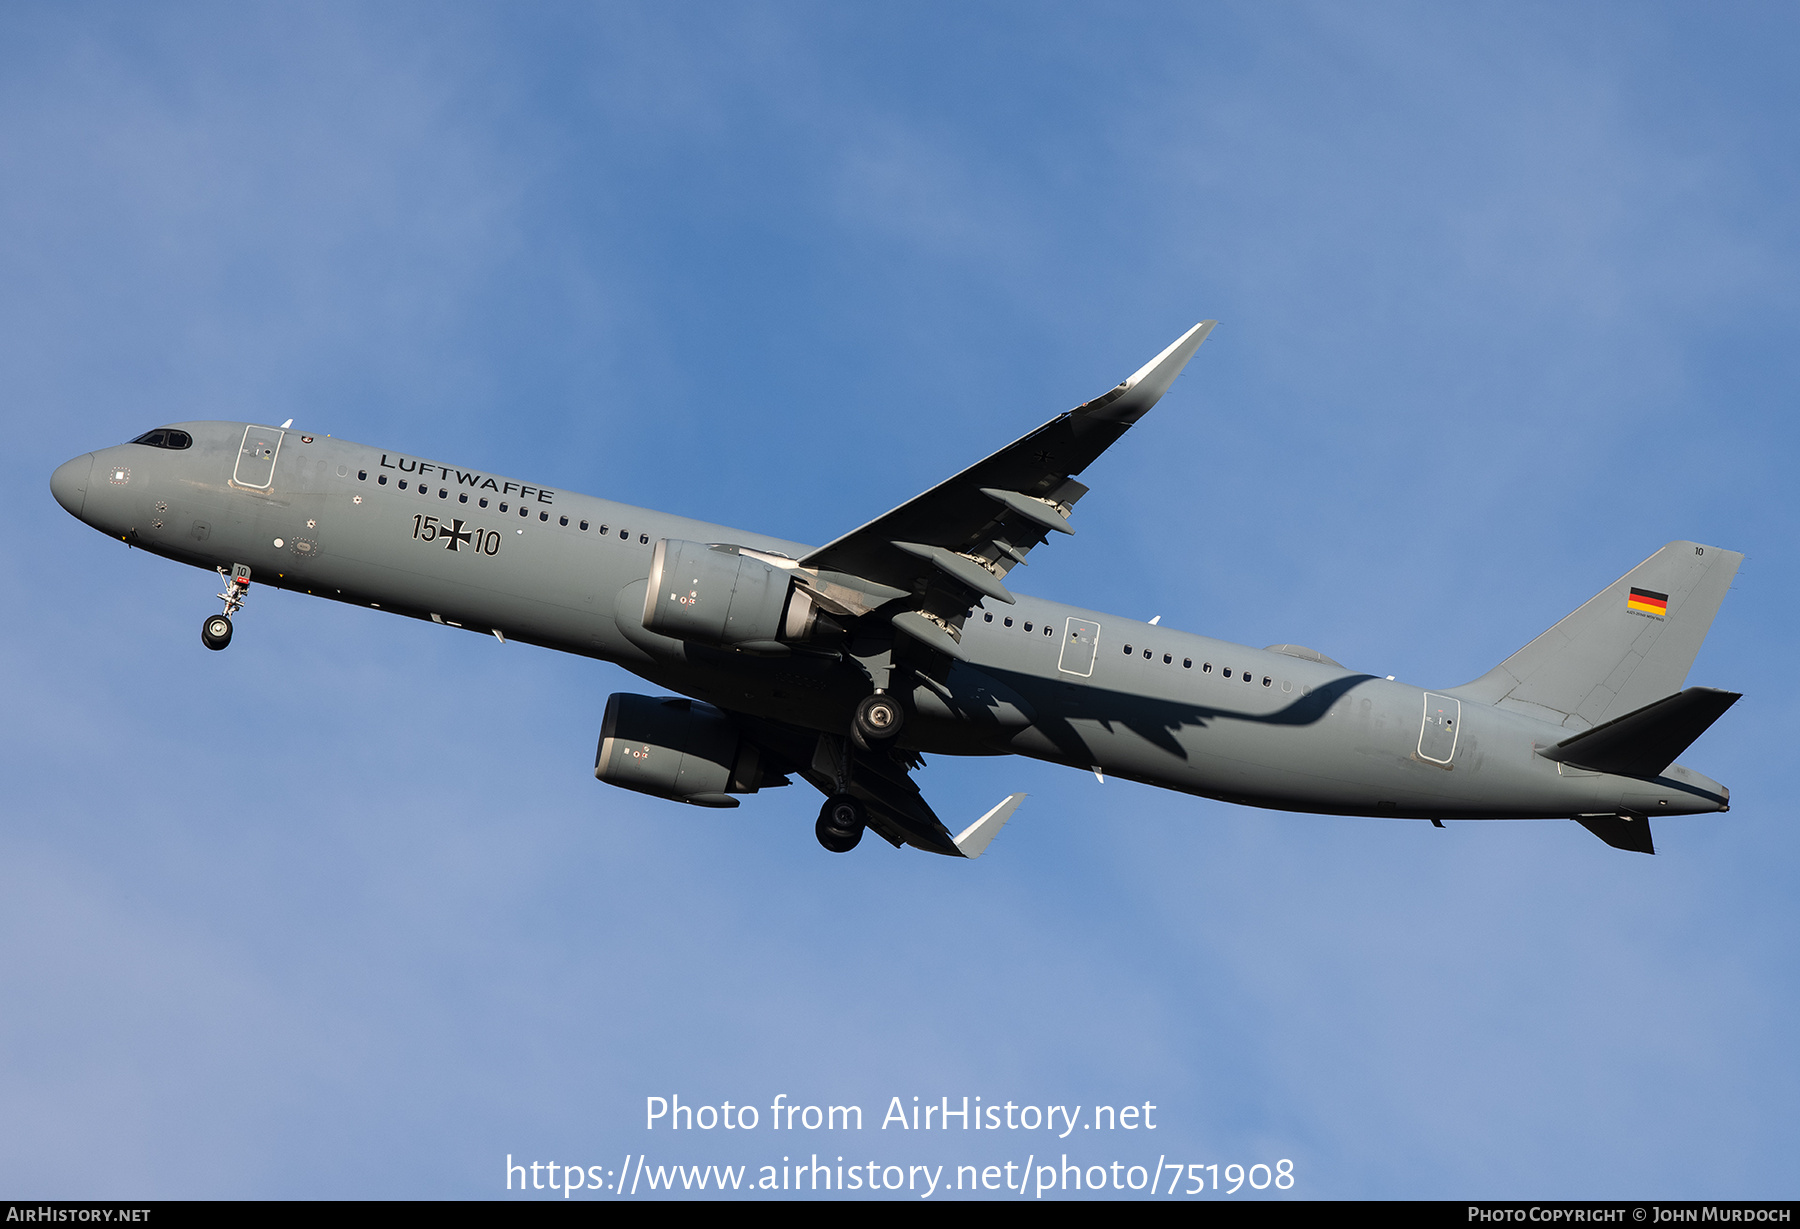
<box><xmin>953</xmin><ymin>793</ymin><xmax>1027</xmax><ymax>859</ymax></box>
<box><xmin>1082</xmin><ymin>320</ymin><xmax>1216</xmax><ymax>424</ymax></box>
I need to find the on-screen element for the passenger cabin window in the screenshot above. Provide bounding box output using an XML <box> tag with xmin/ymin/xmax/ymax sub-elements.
<box><xmin>579</xmin><ymin>520</ymin><xmax>589</xmax><ymax>531</ymax></box>
<box><xmin>539</xmin><ymin>511</ymin><xmax>548</xmax><ymax>521</ymax></box>
<box><xmin>1024</xmin><ymin>622</ymin><xmax>1033</xmax><ymax>632</ymax></box>
<box><xmin>130</xmin><ymin>429</ymin><xmax>193</xmax><ymax>450</ymax></box>
<box><xmin>1163</xmin><ymin>653</ymin><xmax>1172</xmax><ymax>664</ymax></box>
<box><xmin>1262</xmin><ymin>676</ymin><xmax>1272</xmax><ymax>687</ymax></box>
<box><xmin>984</xmin><ymin>613</ymin><xmax>993</xmax><ymax>622</ymax></box>
<box><xmin>378</xmin><ymin>475</ymin><xmax>388</xmax><ymax>485</ymax></box>
<box><xmin>1004</xmin><ymin>617</ymin><xmax>1014</xmax><ymax>628</ymax></box>
<box><xmin>399</xmin><ymin>480</ymin><xmax>408</xmax><ymax>490</ymax></box>
<box><xmin>1223</xmin><ymin>667</ymin><xmax>1231</xmax><ymax>678</ymax></box>
<box><xmin>1184</xmin><ymin>658</ymin><xmax>1193</xmax><ymax>669</ymax></box>
<box><xmin>640</xmin><ymin>534</ymin><xmax>649</xmax><ymax>544</ymax></box>
<box><xmin>1143</xmin><ymin>649</ymin><xmax>1152</xmax><ymax>659</ymax></box>
<box><xmin>499</xmin><ymin>502</ymin><xmax>508</xmax><ymax>512</ymax></box>
<box><xmin>459</xmin><ymin>493</ymin><xmax>468</xmax><ymax>503</ymax></box>
<box><xmin>357</xmin><ymin>470</ymin><xmax>367</xmax><ymax>480</ymax></box>
<box><xmin>559</xmin><ymin>516</ymin><xmax>568</xmax><ymax>526</ymax></box>
<box><xmin>1202</xmin><ymin>662</ymin><xmax>1212</xmax><ymax>673</ymax></box>
<box><xmin>1123</xmin><ymin>644</ymin><xmax>1133</xmax><ymax>655</ymax></box>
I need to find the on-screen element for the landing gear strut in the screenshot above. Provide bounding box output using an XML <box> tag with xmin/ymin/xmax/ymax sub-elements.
<box><xmin>816</xmin><ymin>794</ymin><xmax>866</xmax><ymax>853</ymax></box>
<box><xmin>202</xmin><ymin>564</ymin><xmax>251</xmax><ymax>651</ymax></box>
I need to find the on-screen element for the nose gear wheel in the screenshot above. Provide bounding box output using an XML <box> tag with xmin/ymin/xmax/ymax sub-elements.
<box><xmin>201</xmin><ymin>614</ymin><xmax>233</xmax><ymax>651</ymax></box>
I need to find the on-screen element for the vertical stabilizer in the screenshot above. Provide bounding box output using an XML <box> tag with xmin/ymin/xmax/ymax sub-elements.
<box><xmin>1451</xmin><ymin>542</ymin><xmax>1742</xmax><ymax>730</ymax></box>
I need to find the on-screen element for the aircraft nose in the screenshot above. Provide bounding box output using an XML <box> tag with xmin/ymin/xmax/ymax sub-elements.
<box><xmin>50</xmin><ymin>453</ymin><xmax>93</xmax><ymax>518</ymax></box>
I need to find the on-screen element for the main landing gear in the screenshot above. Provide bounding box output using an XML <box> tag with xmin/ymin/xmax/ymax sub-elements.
<box><xmin>852</xmin><ymin>692</ymin><xmax>904</xmax><ymax>746</ymax></box>
<box><xmin>825</xmin><ymin>689</ymin><xmax>902</xmax><ymax>848</ymax></box>
<box><xmin>815</xmin><ymin>794</ymin><xmax>866</xmax><ymax>853</ymax></box>
<box><xmin>202</xmin><ymin>564</ymin><xmax>252</xmax><ymax>651</ymax></box>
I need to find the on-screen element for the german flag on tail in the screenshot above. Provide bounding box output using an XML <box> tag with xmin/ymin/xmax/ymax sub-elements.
<box><xmin>1627</xmin><ymin>587</ymin><xmax>1669</xmax><ymax>617</ymax></box>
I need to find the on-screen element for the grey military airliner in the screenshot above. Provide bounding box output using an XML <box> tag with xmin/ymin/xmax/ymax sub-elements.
<box><xmin>49</xmin><ymin>323</ymin><xmax>1740</xmax><ymax>857</ymax></box>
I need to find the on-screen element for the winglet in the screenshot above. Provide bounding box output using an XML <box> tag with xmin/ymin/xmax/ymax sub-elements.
<box><xmin>1076</xmin><ymin>321</ymin><xmax>1216</xmax><ymax>425</ymax></box>
<box><xmin>953</xmin><ymin>793</ymin><xmax>1027</xmax><ymax>858</ymax></box>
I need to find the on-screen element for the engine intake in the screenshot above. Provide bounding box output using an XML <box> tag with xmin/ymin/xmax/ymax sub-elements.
<box><xmin>594</xmin><ymin>693</ymin><xmax>781</xmax><ymax>808</ymax></box>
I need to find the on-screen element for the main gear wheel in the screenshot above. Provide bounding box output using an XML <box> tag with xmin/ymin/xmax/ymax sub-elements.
<box><xmin>853</xmin><ymin>693</ymin><xmax>904</xmax><ymax>742</ymax></box>
<box><xmin>815</xmin><ymin>794</ymin><xmax>866</xmax><ymax>853</ymax></box>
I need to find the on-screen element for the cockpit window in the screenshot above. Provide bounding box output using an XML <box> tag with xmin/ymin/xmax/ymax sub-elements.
<box><xmin>131</xmin><ymin>428</ymin><xmax>192</xmax><ymax>450</ymax></box>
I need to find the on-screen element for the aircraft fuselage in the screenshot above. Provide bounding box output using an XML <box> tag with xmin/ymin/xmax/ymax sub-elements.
<box><xmin>50</xmin><ymin>421</ymin><xmax>1730</xmax><ymax>833</ymax></box>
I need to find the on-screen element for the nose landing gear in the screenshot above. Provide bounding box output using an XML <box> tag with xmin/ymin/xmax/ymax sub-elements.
<box><xmin>201</xmin><ymin>614</ymin><xmax>233</xmax><ymax>650</ymax></box>
<box><xmin>815</xmin><ymin>794</ymin><xmax>867</xmax><ymax>853</ymax></box>
<box><xmin>202</xmin><ymin>564</ymin><xmax>251</xmax><ymax>651</ymax></box>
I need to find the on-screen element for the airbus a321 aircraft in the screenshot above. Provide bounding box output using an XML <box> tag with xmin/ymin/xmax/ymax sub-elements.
<box><xmin>50</xmin><ymin>323</ymin><xmax>1741</xmax><ymax>858</ymax></box>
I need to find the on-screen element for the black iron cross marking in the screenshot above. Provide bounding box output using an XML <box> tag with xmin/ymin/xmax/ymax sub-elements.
<box><xmin>440</xmin><ymin>519</ymin><xmax>473</xmax><ymax>551</ymax></box>
<box><xmin>1032</xmin><ymin>449</ymin><xmax>1055</xmax><ymax>464</ymax></box>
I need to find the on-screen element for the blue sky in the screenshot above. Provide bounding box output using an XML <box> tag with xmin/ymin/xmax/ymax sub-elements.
<box><xmin>2</xmin><ymin>2</ymin><xmax>1796</xmax><ymax>1199</ymax></box>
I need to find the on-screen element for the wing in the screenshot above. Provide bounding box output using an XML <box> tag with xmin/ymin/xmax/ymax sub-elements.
<box><xmin>796</xmin><ymin>322</ymin><xmax>1215</xmax><ymax>654</ymax></box>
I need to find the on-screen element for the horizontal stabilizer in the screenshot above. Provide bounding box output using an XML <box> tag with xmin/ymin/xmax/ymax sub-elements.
<box><xmin>1540</xmin><ymin>687</ymin><xmax>1741</xmax><ymax>778</ymax></box>
<box><xmin>953</xmin><ymin>793</ymin><xmax>1026</xmax><ymax>858</ymax></box>
<box><xmin>1574</xmin><ymin>814</ymin><xmax>1656</xmax><ymax>855</ymax></box>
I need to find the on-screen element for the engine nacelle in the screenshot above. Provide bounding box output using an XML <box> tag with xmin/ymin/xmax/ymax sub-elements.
<box><xmin>642</xmin><ymin>539</ymin><xmax>829</xmax><ymax>650</ymax></box>
<box><xmin>594</xmin><ymin>693</ymin><xmax>775</xmax><ymax>808</ymax></box>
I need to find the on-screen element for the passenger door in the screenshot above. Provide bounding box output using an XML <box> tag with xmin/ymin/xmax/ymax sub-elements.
<box><xmin>233</xmin><ymin>426</ymin><xmax>285</xmax><ymax>490</ymax></box>
<box><xmin>1058</xmin><ymin>617</ymin><xmax>1100</xmax><ymax>677</ymax></box>
<box><xmin>1418</xmin><ymin>693</ymin><xmax>1461</xmax><ymax>764</ymax></box>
